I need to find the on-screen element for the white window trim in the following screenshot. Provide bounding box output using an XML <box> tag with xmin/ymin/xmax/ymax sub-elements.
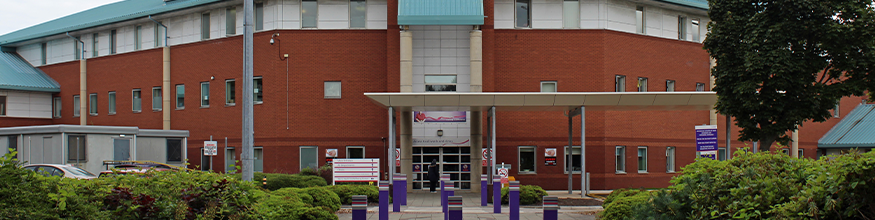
<box><xmin>615</xmin><ymin>75</ymin><xmax>626</xmax><ymax>92</ymax></box>
<box><xmin>132</xmin><ymin>89</ymin><xmax>142</xmax><ymax>113</ymax></box>
<box><xmin>301</xmin><ymin>0</ymin><xmax>318</xmax><ymax>29</ymax></box>
<box><xmin>635</xmin><ymin>6</ymin><xmax>645</xmax><ymax>34</ymax></box>
<box><xmin>638</xmin><ymin>146</ymin><xmax>648</xmax><ymax>173</ymax></box>
<box><xmin>152</xmin><ymin>87</ymin><xmax>162</xmax><ymax>111</ymax></box>
<box><xmin>666</xmin><ymin>80</ymin><xmax>675</xmax><ymax>92</ymax></box>
<box><xmin>616</xmin><ymin>146</ymin><xmax>626</xmax><ymax>174</ymax></box>
<box><xmin>346</xmin><ymin>146</ymin><xmax>365</xmax><ymax>159</ymax></box>
<box><xmin>108</xmin><ymin>91</ymin><xmax>116</xmax><ymax>115</ymax></box>
<box><xmin>540</xmin><ymin>81</ymin><xmax>557</xmax><ymax>93</ymax></box>
<box><xmin>562</xmin><ymin>0</ymin><xmax>580</xmax><ymax>29</ymax></box>
<box><xmin>300</xmin><ymin>146</ymin><xmax>318</xmax><ymax>169</ymax></box>
<box><xmin>564</xmin><ymin>146</ymin><xmax>582</xmax><ymax>174</ymax></box>
<box><xmin>638</xmin><ymin>77</ymin><xmax>648</xmax><ymax>92</ymax></box>
<box><xmin>518</xmin><ymin>146</ymin><xmax>537</xmax><ymax>174</ymax></box>
<box><xmin>200</xmin><ymin>82</ymin><xmax>210</xmax><ymax>108</ymax></box>
<box><xmin>666</xmin><ymin>146</ymin><xmax>675</xmax><ymax>173</ymax></box>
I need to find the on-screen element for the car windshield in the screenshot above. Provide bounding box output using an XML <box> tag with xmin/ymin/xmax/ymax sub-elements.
<box><xmin>61</xmin><ymin>166</ymin><xmax>96</xmax><ymax>177</ymax></box>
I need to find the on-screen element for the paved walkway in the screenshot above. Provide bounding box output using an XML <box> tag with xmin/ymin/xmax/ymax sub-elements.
<box><xmin>337</xmin><ymin>192</ymin><xmax>601</xmax><ymax>219</ymax></box>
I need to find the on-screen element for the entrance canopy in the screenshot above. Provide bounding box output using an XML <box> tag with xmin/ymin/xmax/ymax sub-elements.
<box><xmin>397</xmin><ymin>0</ymin><xmax>485</xmax><ymax>26</ymax></box>
<box><xmin>364</xmin><ymin>92</ymin><xmax>717</xmax><ymax>111</ymax></box>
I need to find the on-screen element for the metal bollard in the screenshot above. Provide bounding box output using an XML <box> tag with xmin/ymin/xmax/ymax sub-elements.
<box><xmin>509</xmin><ymin>181</ymin><xmax>520</xmax><ymax>220</ymax></box>
<box><xmin>352</xmin><ymin>195</ymin><xmax>368</xmax><ymax>220</ymax></box>
<box><xmin>392</xmin><ymin>174</ymin><xmax>406</xmax><ymax>212</ymax></box>
<box><xmin>493</xmin><ymin>177</ymin><xmax>502</xmax><ymax>213</ymax></box>
<box><xmin>543</xmin><ymin>196</ymin><xmax>559</xmax><ymax>220</ymax></box>
<box><xmin>447</xmin><ymin>196</ymin><xmax>463</xmax><ymax>219</ymax></box>
<box><xmin>443</xmin><ymin>181</ymin><xmax>455</xmax><ymax>220</ymax></box>
<box><xmin>379</xmin><ymin>181</ymin><xmax>389</xmax><ymax>220</ymax></box>
<box><xmin>440</xmin><ymin>174</ymin><xmax>450</xmax><ymax>214</ymax></box>
<box><xmin>481</xmin><ymin>174</ymin><xmax>488</xmax><ymax>206</ymax></box>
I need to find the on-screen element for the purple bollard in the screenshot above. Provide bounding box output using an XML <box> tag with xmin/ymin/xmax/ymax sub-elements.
<box><xmin>440</xmin><ymin>174</ymin><xmax>450</xmax><ymax>213</ymax></box>
<box><xmin>443</xmin><ymin>181</ymin><xmax>455</xmax><ymax>220</ymax></box>
<box><xmin>379</xmin><ymin>181</ymin><xmax>389</xmax><ymax>220</ymax></box>
<box><xmin>481</xmin><ymin>174</ymin><xmax>488</xmax><ymax>206</ymax></box>
<box><xmin>493</xmin><ymin>177</ymin><xmax>502</xmax><ymax>213</ymax></box>
<box><xmin>352</xmin><ymin>195</ymin><xmax>368</xmax><ymax>220</ymax></box>
<box><xmin>392</xmin><ymin>174</ymin><xmax>406</xmax><ymax>212</ymax></box>
<box><xmin>509</xmin><ymin>181</ymin><xmax>520</xmax><ymax>220</ymax></box>
<box><xmin>447</xmin><ymin>196</ymin><xmax>463</xmax><ymax>219</ymax></box>
<box><xmin>543</xmin><ymin>196</ymin><xmax>559</xmax><ymax>220</ymax></box>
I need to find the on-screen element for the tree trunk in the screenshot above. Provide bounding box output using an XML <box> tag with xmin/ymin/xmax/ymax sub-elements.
<box><xmin>759</xmin><ymin>135</ymin><xmax>777</xmax><ymax>152</ymax></box>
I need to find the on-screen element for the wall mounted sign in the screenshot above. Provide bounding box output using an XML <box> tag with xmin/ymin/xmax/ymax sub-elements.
<box><xmin>414</xmin><ymin>111</ymin><xmax>467</xmax><ymax>123</ymax></box>
<box><xmin>545</xmin><ymin>148</ymin><xmax>557</xmax><ymax>166</ymax></box>
<box><xmin>695</xmin><ymin>125</ymin><xmax>718</xmax><ymax>160</ymax></box>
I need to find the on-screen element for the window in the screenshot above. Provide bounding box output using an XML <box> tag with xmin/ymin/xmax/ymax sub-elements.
<box><xmin>615</xmin><ymin>75</ymin><xmax>626</xmax><ymax>92</ymax></box>
<box><xmin>176</xmin><ymin>84</ymin><xmax>185</xmax><ymax>109</ymax></box>
<box><xmin>616</xmin><ymin>146</ymin><xmax>626</xmax><ymax>173</ymax></box>
<box><xmin>40</xmin><ymin>43</ymin><xmax>46</xmax><ymax>65</ymax></box>
<box><xmin>666</xmin><ymin>80</ymin><xmax>676</xmax><ymax>92</ymax></box>
<box><xmin>7</xmin><ymin>136</ymin><xmax>17</xmax><ymax>159</ymax></box>
<box><xmin>324</xmin><ymin>81</ymin><xmax>342</xmax><ymax>99</ymax></box>
<box><xmin>515</xmin><ymin>0</ymin><xmax>531</xmax><ymax>28</ymax></box>
<box><xmin>108</xmin><ymin>92</ymin><xmax>116</xmax><ymax>115</ymax></box>
<box><xmin>74</xmin><ymin>36</ymin><xmax>80</xmax><ymax>60</ymax></box>
<box><xmin>677</xmin><ymin>16</ymin><xmax>686</xmax><ymax>40</ymax></box>
<box><xmin>718</xmin><ymin>147</ymin><xmax>727</xmax><ymax>161</ymax></box>
<box><xmin>565</xmin><ymin>146</ymin><xmax>581</xmax><ymax>173</ymax></box>
<box><xmin>691</xmin><ymin>19</ymin><xmax>700</xmax><ymax>42</ymax></box>
<box><xmin>666</xmin><ymin>147</ymin><xmax>675</xmax><ymax>172</ymax></box>
<box><xmin>696</xmin><ymin>83</ymin><xmax>705</xmax><ymax>91</ymax></box>
<box><xmin>425</xmin><ymin>75</ymin><xmax>457</xmax><ymax>92</ymax></box>
<box><xmin>255</xmin><ymin>3</ymin><xmax>264</xmax><ymax>31</ymax></box>
<box><xmin>798</xmin><ymin>149</ymin><xmax>804</xmax><ymax>158</ymax></box>
<box><xmin>254</xmin><ymin>77</ymin><xmax>263</xmax><ymax>103</ymax></box>
<box><xmin>254</xmin><ymin>147</ymin><xmax>264</xmax><ymax>172</ymax></box>
<box><xmin>637</xmin><ymin>77</ymin><xmax>648</xmax><ymax>92</ymax></box>
<box><xmin>134</xmin><ymin>25</ymin><xmax>142</xmax><ymax>50</ymax></box>
<box><xmin>226</xmin><ymin>148</ymin><xmax>236</xmax><ymax>173</ymax></box>
<box><xmin>519</xmin><ymin>146</ymin><xmax>536</xmax><ymax>174</ymax></box>
<box><xmin>300</xmin><ymin>146</ymin><xmax>318</xmax><ymax>169</ymax></box>
<box><xmin>73</xmin><ymin>95</ymin><xmax>80</xmax><ymax>117</ymax></box>
<box><xmin>92</xmin><ymin>33</ymin><xmax>99</xmax><ymax>57</ymax></box>
<box><xmin>201</xmin><ymin>82</ymin><xmax>210</xmax><ymax>107</ymax></box>
<box><xmin>132</xmin><ymin>89</ymin><xmax>142</xmax><ymax>112</ymax></box>
<box><xmin>540</xmin><ymin>81</ymin><xmax>557</xmax><ymax>92</ymax></box>
<box><xmin>67</xmin><ymin>135</ymin><xmax>86</xmax><ymax>162</ymax></box>
<box><xmin>638</xmin><ymin>147</ymin><xmax>648</xmax><ymax>172</ymax></box>
<box><xmin>635</xmin><ymin>6</ymin><xmax>645</xmax><ymax>34</ymax></box>
<box><xmin>226</xmin><ymin>7</ymin><xmax>236</xmax><ymax>35</ymax></box>
<box><xmin>350</xmin><ymin>0</ymin><xmax>367</xmax><ymax>28</ymax></box>
<box><xmin>834</xmin><ymin>101</ymin><xmax>840</xmax><ymax>118</ymax></box>
<box><xmin>225</xmin><ymin>79</ymin><xmax>236</xmax><ymax>105</ymax></box>
<box><xmin>563</xmin><ymin>0</ymin><xmax>579</xmax><ymax>29</ymax></box>
<box><xmin>202</xmin><ymin>13</ymin><xmax>211</xmax><ymax>40</ymax></box>
<box><xmin>201</xmin><ymin>148</ymin><xmax>212</xmax><ymax>171</ymax></box>
<box><xmin>302</xmin><ymin>0</ymin><xmax>318</xmax><ymax>28</ymax></box>
<box><xmin>89</xmin><ymin>93</ymin><xmax>98</xmax><ymax>115</ymax></box>
<box><xmin>0</xmin><ymin>96</ymin><xmax>5</xmax><ymax>116</ymax></box>
<box><xmin>110</xmin><ymin>30</ymin><xmax>117</xmax><ymax>54</ymax></box>
<box><xmin>52</xmin><ymin>97</ymin><xmax>61</xmax><ymax>118</ymax></box>
<box><xmin>152</xmin><ymin>87</ymin><xmax>162</xmax><ymax>111</ymax></box>
<box><xmin>347</xmin><ymin>146</ymin><xmax>365</xmax><ymax>158</ymax></box>
<box><xmin>167</xmin><ymin>139</ymin><xmax>182</xmax><ymax>162</ymax></box>
<box><xmin>154</xmin><ymin>22</ymin><xmax>163</xmax><ymax>47</ymax></box>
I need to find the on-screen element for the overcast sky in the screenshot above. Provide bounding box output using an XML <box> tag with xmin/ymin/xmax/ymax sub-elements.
<box><xmin>0</xmin><ymin>0</ymin><xmax>123</xmax><ymax>36</ymax></box>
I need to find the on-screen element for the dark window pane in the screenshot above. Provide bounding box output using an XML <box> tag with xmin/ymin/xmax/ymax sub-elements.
<box><xmin>167</xmin><ymin>139</ymin><xmax>182</xmax><ymax>162</ymax></box>
<box><xmin>67</xmin><ymin>135</ymin><xmax>86</xmax><ymax>161</ymax></box>
<box><xmin>425</xmin><ymin>85</ymin><xmax>456</xmax><ymax>92</ymax></box>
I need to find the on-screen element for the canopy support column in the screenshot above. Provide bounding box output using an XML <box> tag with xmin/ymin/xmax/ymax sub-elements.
<box><xmin>580</xmin><ymin>106</ymin><xmax>586</xmax><ymax>197</ymax></box>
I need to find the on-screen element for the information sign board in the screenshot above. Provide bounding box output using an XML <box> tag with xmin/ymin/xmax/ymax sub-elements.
<box><xmin>333</xmin><ymin>158</ymin><xmax>380</xmax><ymax>184</ymax></box>
<box><xmin>204</xmin><ymin>141</ymin><xmax>218</xmax><ymax>156</ymax></box>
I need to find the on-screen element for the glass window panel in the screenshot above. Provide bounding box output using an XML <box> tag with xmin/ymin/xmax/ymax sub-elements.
<box><xmin>425</xmin><ymin>75</ymin><xmax>457</xmax><ymax>84</ymax></box>
<box><xmin>444</xmin><ymin>156</ymin><xmax>460</xmax><ymax>163</ymax></box>
<box><xmin>678</xmin><ymin>16</ymin><xmax>686</xmax><ymax>40</ymax></box>
<box><xmin>563</xmin><ymin>0</ymin><xmax>579</xmax><ymax>28</ymax></box>
<box><xmin>226</xmin><ymin>80</ymin><xmax>235</xmax><ymax>104</ymax></box>
<box><xmin>667</xmin><ymin>147</ymin><xmax>676</xmax><ymax>172</ymax></box>
<box><xmin>67</xmin><ymin>135</ymin><xmax>86</xmax><ymax>161</ymax></box>
<box><xmin>324</xmin><ymin>81</ymin><xmax>341</xmax><ymax>98</ymax></box>
<box><xmin>515</xmin><ymin>0</ymin><xmax>530</xmax><ymax>28</ymax></box>
<box><xmin>202</xmin><ymin>13</ymin><xmax>211</xmax><ymax>40</ymax></box>
<box><xmin>300</xmin><ymin>146</ymin><xmax>318</xmax><ymax>169</ymax></box>
<box><xmin>254</xmin><ymin>148</ymin><xmax>263</xmax><ymax>172</ymax></box>
<box><xmin>254</xmin><ymin>77</ymin><xmax>263</xmax><ymax>103</ymax></box>
<box><xmin>413</xmin><ymin>156</ymin><xmax>422</xmax><ymax>163</ymax></box>
<box><xmin>201</xmin><ymin>82</ymin><xmax>210</xmax><ymax>107</ymax></box>
<box><xmin>636</xmin><ymin>6</ymin><xmax>645</xmax><ymax>33</ymax></box>
<box><xmin>444</xmin><ymin>147</ymin><xmax>460</xmax><ymax>154</ymax></box>
<box><xmin>615</xmin><ymin>75</ymin><xmax>625</xmax><ymax>92</ymax></box>
<box><xmin>226</xmin><ymin>148</ymin><xmax>236</xmax><ymax>173</ymax></box>
<box><xmin>74</xmin><ymin>37</ymin><xmax>80</xmax><ymax>60</ymax></box>
<box><xmin>92</xmin><ymin>33</ymin><xmax>98</xmax><ymax>57</ymax></box>
<box><xmin>461</xmin><ymin>156</ymin><xmax>470</xmax><ymax>163</ymax></box>
<box><xmin>302</xmin><ymin>0</ymin><xmax>318</xmax><ymax>28</ymax></box>
<box><xmin>461</xmin><ymin>147</ymin><xmax>470</xmax><ymax>154</ymax></box>
<box><xmin>73</xmin><ymin>95</ymin><xmax>80</xmax><ymax>117</ymax></box>
<box><xmin>53</xmin><ymin>97</ymin><xmax>61</xmax><ymax>117</ymax></box>
<box><xmin>256</xmin><ymin>3</ymin><xmax>264</xmax><ymax>31</ymax></box>
<box><xmin>176</xmin><ymin>84</ymin><xmax>185</xmax><ymax>109</ymax></box>
<box><xmin>565</xmin><ymin>147</ymin><xmax>581</xmax><ymax>172</ymax></box>
<box><xmin>638</xmin><ymin>147</ymin><xmax>647</xmax><ymax>172</ymax></box>
<box><xmin>108</xmin><ymin>92</ymin><xmax>116</xmax><ymax>114</ymax></box>
<box><xmin>426</xmin><ymin>85</ymin><xmax>457</xmax><ymax>92</ymax></box>
<box><xmin>519</xmin><ymin>147</ymin><xmax>535</xmax><ymax>173</ymax></box>
<box><xmin>696</xmin><ymin>83</ymin><xmax>705</xmax><ymax>91</ymax></box>
<box><xmin>135</xmin><ymin>26</ymin><xmax>141</xmax><ymax>50</ymax></box>
<box><xmin>666</xmin><ymin>80</ymin><xmax>675</xmax><ymax>92</ymax></box>
<box><xmin>152</xmin><ymin>87</ymin><xmax>162</xmax><ymax>111</ymax></box>
<box><xmin>350</xmin><ymin>0</ymin><xmax>367</xmax><ymax>28</ymax></box>
<box><xmin>541</xmin><ymin>81</ymin><xmax>557</xmax><ymax>92</ymax></box>
<box><xmin>616</xmin><ymin>146</ymin><xmax>625</xmax><ymax>172</ymax></box>
<box><xmin>89</xmin><ymin>94</ymin><xmax>97</xmax><ymax>115</ymax></box>
<box><xmin>226</xmin><ymin>8</ymin><xmax>236</xmax><ymax>35</ymax></box>
<box><xmin>347</xmin><ymin>147</ymin><xmax>364</xmax><ymax>159</ymax></box>
<box><xmin>132</xmin><ymin>90</ymin><xmax>141</xmax><ymax>112</ymax></box>
<box><xmin>110</xmin><ymin>30</ymin><xmax>117</xmax><ymax>54</ymax></box>
<box><xmin>638</xmin><ymin>77</ymin><xmax>648</xmax><ymax>92</ymax></box>
<box><xmin>423</xmin><ymin>148</ymin><xmax>440</xmax><ymax>154</ymax></box>
<box><xmin>443</xmin><ymin>164</ymin><xmax>460</xmax><ymax>171</ymax></box>
<box><xmin>718</xmin><ymin>148</ymin><xmax>726</xmax><ymax>161</ymax></box>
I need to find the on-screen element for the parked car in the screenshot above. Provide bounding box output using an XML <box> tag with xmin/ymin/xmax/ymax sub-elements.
<box><xmin>98</xmin><ymin>167</ymin><xmax>171</xmax><ymax>178</ymax></box>
<box><xmin>23</xmin><ymin>164</ymin><xmax>98</xmax><ymax>180</ymax></box>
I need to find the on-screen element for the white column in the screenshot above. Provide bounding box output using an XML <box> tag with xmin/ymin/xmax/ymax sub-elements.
<box><xmin>400</xmin><ymin>29</ymin><xmax>413</xmax><ymax>92</ymax></box>
<box><xmin>470</xmin><ymin>29</ymin><xmax>483</xmax><ymax>92</ymax></box>
<box><xmin>400</xmin><ymin>111</ymin><xmax>413</xmax><ymax>192</ymax></box>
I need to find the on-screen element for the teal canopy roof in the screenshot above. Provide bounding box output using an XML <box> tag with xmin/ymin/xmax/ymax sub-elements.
<box><xmin>819</xmin><ymin>104</ymin><xmax>875</xmax><ymax>148</ymax></box>
<box><xmin>398</xmin><ymin>0</ymin><xmax>484</xmax><ymax>26</ymax></box>
<box><xmin>0</xmin><ymin>52</ymin><xmax>60</xmax><ymax>92</ymax></box>
<box><xmin>0</xmin><ymin>0</ymin><xmax>223</xmax><ymax>46</ymax></box>
<box><xmin>657</xmin><ymin>0</ymin><xmax>708</xmax><ymax>10</ymax></box>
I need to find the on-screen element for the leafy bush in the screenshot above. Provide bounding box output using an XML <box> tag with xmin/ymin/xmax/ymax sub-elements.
<box><xmin>500</xmin><ymin>185</ymin><xmax>548</xmax><ymax>205</ymax></box>
<box><xmin>239</xmin><ymin>173</ymin><xmax>327</xmax><ymax>190</ymax></box>
<box><xmin>599</xmin><ymin>192</ymin><xmax>650</xmax><ymax>220</ymax></box>
<box><xmin>326</xmin><ymin>185</ymin><xmax>381</xmax><ymax>204</ymax></box>
<box><xmin>304</xmin><ymin>187</ymin><xmax>342</xmax><ymax>213</ymax></box>
<box><xmin>255</xmin><ymin>188</ymin><xmax>338</xmax><ymax>220</ymax></box>
<box><xmin>773</xmin><ymin>150</ymin><xmax>875</xmax><ymax>219</ymax></box>
<box><xmin>602</xmin><ymin>188</ymin><xmax>646</xmax><ymax>208</ymax></box>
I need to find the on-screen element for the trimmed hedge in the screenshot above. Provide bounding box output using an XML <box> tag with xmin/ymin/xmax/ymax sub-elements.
<box><xmin>500</xmin><ymin>185</ymin><xmax>548</xmax><ymax>205</ymax></box>
<box><xmin>255</xmin><ymin>188</ymin><xmax>338</xmax><ymax>220</ymax></box>
<box><xmin>235</xmin><ymin>173</ymin><xmax>327</xmax><ymax>190</ymax></box>
<box><xmin>326</xmin><ymin>185</ymin><xmax>382</xmax><ymax>204</ymax></box>
<box><xmin>599</xmin><ymin>189</ymin><xmax>650</xmax><ymax>220</ymax></box>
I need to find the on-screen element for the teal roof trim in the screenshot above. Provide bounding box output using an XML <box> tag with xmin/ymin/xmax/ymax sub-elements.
<box><xmin>655</xmin><ymin>0</ymin><xmax>709</xmax><ymax>10</ymax></box>
<box><xmin>0</xmin><ymin>0</ymin><xmax>223</xmax><ymax>46</ymax></box>
<box><xmin>819</xmin><ymin>104</ymin><xmax>875</xmax><ymax>148</ymax></box>
<box><xmin>398</xmin><ymin>0</ymin><xmax>484</xmax><ymax>26</ymax></box>
<box><xmin>0</xmin><ymin>52</ymin><xmax>61</xmax><ymax>93</ymax></box>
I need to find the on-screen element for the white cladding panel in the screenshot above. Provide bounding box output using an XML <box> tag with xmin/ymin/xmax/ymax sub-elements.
<box><xmin>494</xmin><ymin>0</ymin><xmax>514</xmax><ymax>29</ymax></box>
<box><xmin>411</xmin><ymin>25</ymin><xmax>471</xmax><ymax>93</ymax></box>
<box><xmin>319</xmin><ymin>0</ymin><xmax>351</xmax><ymax>29</ymax></box>
<box><xmin>532</xmin><ymin>0</ymin><xmax>563</xmax><ymax>29</ymax></box>
<box><xmin>18</xmin><ymin>44</ymin><xmax>41</xmax><ymax>67</ymax></box>
<box><xmin>366</xmin><ymin>0</ymin><xmax>388</xmax><ymax>29</ymax></box>
<box><xmin>277</xmin><ymin>0</ymin><xmax>302</xmax><ymax>29</ymax></box>
<box><xmin>1</xmin><ymin>90</ymin><xmax>52</xmax><ymax>119</ymax></box>
<box><xmin>136</xmin><ymin>137</ymin><xmax>167</xmax><ymax>164</ymax></box>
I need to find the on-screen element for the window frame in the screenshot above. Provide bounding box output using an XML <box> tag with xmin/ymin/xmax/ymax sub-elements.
<box><xmin>52</xmin><ymin>97</ymin><xmax>61</xmax><ymax>118</ymax></box>
<box><xmin>349</xmin><ymin>0</ymin><xmax>367</xmax><ymax>28</ymax></box>
<box><xmin>515</xmin><ymin>0</ymin><xmax>532</xmax><ymax>28</ymax></box>
<box><xmin>635</xmin><ymin>6</ymin><xmax>645</xmax><ymax>34</ymax></box>
<box><xmin>166</xmin><ymin>138</ymin><xmax>183</xmax><ymax>162</ymax></box>
<box><xmin>518</xmin><ymin>146</ymin><xmax>537</xmax><ymax>174</ymax></box>
<box><xmin>110</xmin><ymin>30</ymin><xmax>117</xmax><ymax>54</ymax></box>
<box><xmin>254</xmin><ymin>77</ymin><xmax>263</xmax><ymax>104</ymax></box>
<box><xmin>677</xmin><ymin>16</ymin><xmax>686</xmax><ymax>40</ymax></box>
<box><xmin>696</xmin><ymin>83</ymin><xmax>705</xmax><ymax>92</ymax></box>
<box><xmin>89</xmin><ymin>93</ymin><xmax>98</xmax><ymax>116</ymax></box>
<box><xmin>0</xmin><ymin>96</ymin><xmax>6</xmax><ymax>116</ymax></box>
<box><xmin>108</xmin><ymin>91</ymin><xmax>116</xmax><ymax>115</ymax></box>
<box><xmin>74</xmin><ymin>36</ymin><xmax>81</xmax><ymax>60</ymax></box>
<box><xmin>73</xmin><ymin>95</ymin><xmax>80</xmax><ymax>117</ymax></box>
<box><xmin>666</xmin><ymin>146</ymin><xmax>675</xmax><ymax>173</ymax></box>
<box><xmin>225</xmin><ymin>79</ymin><xmax>236</xmax><ymax>106</ymax></box>
<box><xmin>718</xmin><ymin>147</ymin><xmax>727</xmax><ymax>161</ymax></box>
<box><xmin>637</xmin><ymin>77</ymin><xmax>648</xmax><ymax>92</ymax></box>
<box><xmin>615</xmin><ymin>75</ymin><xmax>626</xmax><ymax>92</ymax></box>
<box><xmin>202</xmin><ymin>13</ymin><xmax>211</xmax><ymax>40</ymax></box>
<box><xmin>301</xmin><ymin>0</ymin><xmax>318</xmax><ymax>28</ymax></box>
<box><xmin>638</xmin><ymin>146</ymin><xmax>648</xmax><ymax>173</ymax></box>
<box><xmin>666</xmin><ymin>80</ymin><xmax>675</xmax><ymax>92</ymax></box>
<box><xmin>226</xmin><ymin>7</ymin><xmax>237</xmax><ymax>36</ymax></box>
<box><xmin>226</xmin><ymin>147</ymin><xmax>237</xmax><ymax>173</ymax></box>
<box><xmin>691</xmin><ymin>18</ymin><xmax>700</xmax><ymax>42</ymax></box>
<box><xmin>201</xmin><ymin>82</ymin><xmax>210</xmax><ymax>107</ymax></box>
<box><xmin>324</xmin><ymin>81</ymin><xmax>342</xmax><ymax>99</ymax></box>
<box><xmin>92</xmin><ymin>33</ymin><xmax>99</xmax><ymax>57</ymax></box>
<box><xmin>40</xmin><ymin>43</ymin><xmax>47</xmax><ymax>65</ymax></box>
<box><xmin>176</xmin><ymin>84</ymin><xmax>185</xmax><ymax>109</ymax></box>
<box><xmin>615</xmin><ymin>146</ymin><xmax>626</xmax><ymax>173</ymax></box>
<box><xmin>134</xmin><ymin>25</ymin><xmax>142</xmax><ymax>50</ymax></box>
<box><xmin>254</xmin><ymin>147</ymin><xmax>264</xmax><ymax>172</ymax></box>
<box><xmin>132</xmin><ymin>89</ymin><xmax>142</xmax><ymax>113</ymax></box>
<box><xmin>154</xmin><ymin>21</ymin><xmax>163</xmax><ymax>47</ymax></box>
<box><xmin>834</xmin><ymin>101</ymin><xmax>840</xmax><ymax>118</ymax></box>
<box><xmin>564</xmin><ymin>146</ymin><xmax>582</xmax><ymax>174</ymax></box>
<box><xmin>346</xmin><ymin>146</ymin><xmax>365</xmax><ymax>159</ymax></box>
<box><xmin>540</xmin><ymin>81</ymin><xmax>557</xmax><ymax>92</ymax></box>
<box><xmin>67</xmin><ymin>135</ymin><xmax>87</xmax><ymax>162</ymax></box>
<box><xmin>152</xmin><ymin>87</ymin><xmax>162</xmax><ymax>111</ymax></box>
<box><xmin>300</xmin><ymin>146</ymin><xmax>319</xmax><ymax>170</ymax></box>
<box><xmin>424</xmin><ymin>75</ymin><xmax>458</xmax><ymax>92</ymax></box>
<box><xmin>255</xmin><ymin>3</ymin><xmax>264</xmax><ymax>31</ymax></box>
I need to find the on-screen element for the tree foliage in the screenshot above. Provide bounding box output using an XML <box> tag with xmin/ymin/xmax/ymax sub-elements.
<box><xmin>704</xmin><ymin>0</ymin><xmax>875</xmax><ymax>150</ymax></box>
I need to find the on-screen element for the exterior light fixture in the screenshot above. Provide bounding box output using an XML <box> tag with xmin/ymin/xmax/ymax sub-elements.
<box><xmin>437</xmin><ymin>129</ymin><xmax>443</xmax><ymax>137</ymax></box>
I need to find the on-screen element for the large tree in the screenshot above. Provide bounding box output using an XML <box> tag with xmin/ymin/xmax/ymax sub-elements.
<box><xmin>704</xmin><ymin>0</ymin><xmax>875</xmax><ymax>150</ymax></box>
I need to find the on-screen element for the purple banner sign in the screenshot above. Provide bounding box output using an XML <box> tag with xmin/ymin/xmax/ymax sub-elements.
<box><xmin>695</xmin><ymin>125</ymin><xmax>718</xmax><ymax>151</ymax></box>
<box><xmin>414</xmin><ymin>111</ymin><xmax>466</xmax><ymax>123</ymax></box>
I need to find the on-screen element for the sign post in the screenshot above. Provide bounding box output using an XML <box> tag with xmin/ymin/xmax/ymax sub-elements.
<box><xmin>203</xmin><ymin>141</ymin><xmax>217</xmax><ymax>171</ymax></box>
<box><xmin>695</xmin><ymin>125</ymin><xmax>719</xmax><ymax>160</ymax></box>
<box><xmin>333</xmin><ymin>159</ymin><xmax>380</xmax><ymax>185</ymax></box>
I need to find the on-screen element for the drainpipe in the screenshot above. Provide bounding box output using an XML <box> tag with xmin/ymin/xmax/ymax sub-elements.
<box><xmin>67</xmin><ymin>32</ymin><xmax>86</xmax><ymax>126</ymax></box>
<box><xmin>150</xmin><ymin>16</ymin><xmax>171</xmax><ymax>130</ymax></box>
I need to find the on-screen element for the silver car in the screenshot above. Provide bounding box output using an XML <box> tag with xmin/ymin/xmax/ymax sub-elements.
<box><xmin>23</xmin><ymin>164</ymin><xmax>98</xmax><ymax>180</ymax></box>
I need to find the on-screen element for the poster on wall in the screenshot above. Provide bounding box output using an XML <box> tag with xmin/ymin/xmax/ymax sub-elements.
<box><xmin>395</xmin><ymin>148</ymin><xmax>400</xmax><ymax>166</ymax></box>
<box><xmin>326</xmin><ymin>149</ymin><xmax>338</xmax><ymax>165</ymax></box>
<box><xmin>695</xmin><ymin>125</ymin><xmax>718</xmax><ymax>160</ymax></box>
<box><xmin>544</xmin><ymin>148</ymin><xmax>557</xmax><ymax>166</ymax></box>
<box><xmin>414</xmin><ymin>111</ymin><xmax>467</xmax><ymax>123</ymax></box>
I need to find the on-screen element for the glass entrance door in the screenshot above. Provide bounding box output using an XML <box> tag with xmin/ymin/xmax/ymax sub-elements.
<box><xmin>412</xmin><ymin>147</ymin><xmax>472</xmax><ymax>190</ymax></box>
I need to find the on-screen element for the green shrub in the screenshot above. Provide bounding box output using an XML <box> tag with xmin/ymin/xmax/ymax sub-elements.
<box><xmin>500</xmin><ymin>185</ymin><xmax>548</xmax><ymax>205</ymax></box>
<box><xmin>304</xmin><ymin>187</ymin><xmax>342</xmax><ymax>213</ymax></box>
<box><xmin>773</xmin><ymin>150</ymin><xmax>875</xmax><ymax>219</ymax></box>
<box><xmin>326</xmin><ymin>185</ymin><xmax>381</xmax><ymax>204</ymax></box>
<box><xmin>256</xmin><ymin>188</ymin><xmax>338</xmax><ymax>220</ymax></box>
<box><xmin>240</xmin><ymin>173</ymin><xmax>327</xmax><ymax>190</ymax></box>
<box><xmin>599</xmin><ymin>192</ymin><xmax>650</xmax><ymax>220</ymax></box>
<box><xmin>603</xmin><ymin>188</ymin><xmax>646</xmax><ymax>208</ymax></box>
